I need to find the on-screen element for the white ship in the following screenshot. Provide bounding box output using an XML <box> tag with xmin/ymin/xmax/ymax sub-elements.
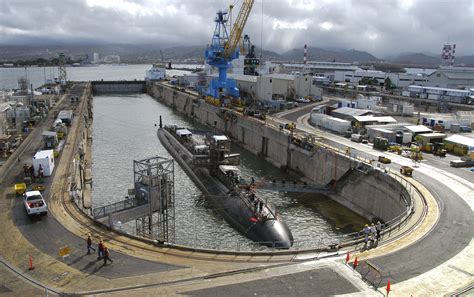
<box><xmin>145</xmin><ymin>64</ymin><xmax>166</xmax><ymax>81</ymax></box>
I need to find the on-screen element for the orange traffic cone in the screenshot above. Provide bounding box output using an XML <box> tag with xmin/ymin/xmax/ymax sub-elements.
<box><xmin>345</xmin><ymin>252</ymin><xmax>350</xmax><ymax>264</ymax></box>
<box><xmin>28</xmin><ymin>255</ymin><xmax>34</xmax><ymax>271</ymax></box>
<box><xmin>386</xmin><ymin>279</ymin><xmax>391</xmax><ymax>296</ymax></box>
<box><xmin>353</xmin><ymin>257</ymin><xmax>358</xmax><ymax>269</ymax></box>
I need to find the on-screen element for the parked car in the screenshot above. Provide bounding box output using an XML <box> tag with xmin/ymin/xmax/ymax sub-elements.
<box><xmin>23</xmin><ymin>191</ymin><xmax>48</xmax><ymax>217</ymax></box>
<box><xmin>296</xmin><ymin>97</ymin><xmax>310</xmax><ymax>103</ymax></box>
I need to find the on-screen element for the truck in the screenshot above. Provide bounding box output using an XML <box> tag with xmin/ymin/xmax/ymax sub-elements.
<box><xmin>450</xmin><ymin>157</ymin><xmax>474</xmax><ymax>168</ymax></box>
<box><xmin>351</xmin><ymin>134</ymin><xmax>363</xmax><ymax>143</ymax></box>
<box><xmin>373</xmin><ymin>137</ymin><xmax>389</xmax><ymax>151</ymax></box>
<box><xmin>378</xmin><ymin>156</ymin><xmax>392</xmax><ymax>164</ymax></box>
<box><xmin>23</xmin><ymin>191</ymin><xmax>48</xmax><ymax>216</ymax></box>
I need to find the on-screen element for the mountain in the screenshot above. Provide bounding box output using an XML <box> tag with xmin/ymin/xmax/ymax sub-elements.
<box><xmin>0</xmin><ymin>44</ymin><xmax>283</xmax><ymax>64</ymax></box>
<box><xmin>280</xmin><ymin>47</ymin><xmax>379</xmax><ymax>63</ymax></box>
<box><xmin>456</xmin><ymin>55</ymin><xmax>474</xmax><ymax>66</ymax></box>
<box><xmin>390</xmin><ymin>53</ymin><xmax>474</xmax><ymax>67</ymax></box>
<box><xmin>390</xmin><ymin>53</ymin><xmax>440</xmax><ymax>66</ymax></box>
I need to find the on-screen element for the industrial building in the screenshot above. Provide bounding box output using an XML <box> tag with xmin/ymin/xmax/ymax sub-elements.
<box><xmin>0</xmin><ymin>103</ymin><xmax>11</xmax><ymax>138</ymax></box>
<box><xmin>419</xmin><ymin>111</ymin><xmax>474</xmax><ymax>130</ymax></box>
<box><xmin>334</xmin><ymin>69</ymin><xmax>431</xmax><ymax>88</ymax></box>
<box><xmin>444</xmin><ymin>134</ymin><xmax>474</xmax><ymax>156</ymax></box>
<box><xmin>404</xmin><ymin>85</ymin><xmax>473</xmax><ymax>104</ymax></box>
<box><xmin>208</xmin><ymin>73</ymin><xmax>323</xmax><ymax>104</ymax></box>
<box><xmin>280</xmin><ymin>61</ymin><xmax>359</xmax><ymax>79</ymax></box>
<box><xmin>330</xmin><ymin>107</ymin><xmax>373</xmax><ymax>121</ymax></box>
<box><xmin>426</xmin><ymin>67</ymin><xmax>474</xmax><ymax>89</ymax></box>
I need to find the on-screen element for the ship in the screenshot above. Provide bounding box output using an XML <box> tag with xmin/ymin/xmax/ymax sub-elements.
<box><xmin>145</xmin><ymin>64</ymin><xmax>166</xmax><ymax>81</ymax></box>
<box><xmin>157</xmin><ymin>124</ymin><xmax>294</xmax><ymax>249</ymax></box>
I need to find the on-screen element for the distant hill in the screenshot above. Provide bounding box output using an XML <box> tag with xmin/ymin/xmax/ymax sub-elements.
<box><xmin>390</xmin><ymin>53</ymin><xmax>440</xmax><ymax>66</ymax></box>
<box><xmin>280</xmin><ymin>47</ymin><xmax>379</xmax><ymax>63</ymax></box>
<box><xmin>456</xmin><ymin>55</ymin><xmax>474</xmax><ymax>66</ymax></box>
<box><xmin>389</xmin><ymin>52</ymin><xmax>474</xmax><ymax>67</ymax></box>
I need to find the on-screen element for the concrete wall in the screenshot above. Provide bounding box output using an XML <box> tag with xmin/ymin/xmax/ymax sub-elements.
<box><xmin>146</xmin><ymin>81</ymin><xmax>409</xmax><ymax>222</ymax></box>
<box><xmin>331</xmin><ymin>169</ymin><xmax>409</xmax><ymax>222</ymax></box>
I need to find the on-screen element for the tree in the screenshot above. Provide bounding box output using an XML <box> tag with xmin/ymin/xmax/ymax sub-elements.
<box><xmin>384</xmin><ymin>77</ymin><xmax>394</xmax><ymax>90</ymax></box>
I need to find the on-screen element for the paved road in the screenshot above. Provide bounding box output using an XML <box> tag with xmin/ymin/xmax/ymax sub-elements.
<box><xmin>181</xmin><ymin>267</ymin><xmax>359</xmax><ymax>297</ymax></box>
<box><xmin>278</xmin><ymin>108</ymin><xmax>474</xmax><ymax>283</ymax></box>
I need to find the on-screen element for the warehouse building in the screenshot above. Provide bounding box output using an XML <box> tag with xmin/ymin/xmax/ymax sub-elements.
<box><xmin>210</xmin><ymin>73</ymin><xmax>323</xmax><ymax>104</ymax></box>
<box><xmin>427</xmin><ymin>67</ymin><xmax>474</xmax><ymax>89</ymax></box>
<box><xmin>405</xmin><ymin>85</ymin><xmax>472</xmax><ymax>104</ymax></box>
<box><xmin>444</xmin><ymin>135</ymin><xmax>474</xmax><ymax>156</ymax></box>
<box><xmin>334</xmin><ymin>69</ymin><xmax>431</xmax><ymax>88</ymax></box>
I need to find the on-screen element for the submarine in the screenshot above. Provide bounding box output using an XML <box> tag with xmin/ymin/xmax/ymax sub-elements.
<box><xmin>157</xmin><ymin>123</ymin><xmax>293</xmax><ymax>249</ymax></box>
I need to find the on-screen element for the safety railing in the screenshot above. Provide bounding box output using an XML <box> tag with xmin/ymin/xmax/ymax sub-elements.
<box><xmin>91</xmin><ymin>197</ymin><xmax>138</xmax><ymax>219</ymax></box>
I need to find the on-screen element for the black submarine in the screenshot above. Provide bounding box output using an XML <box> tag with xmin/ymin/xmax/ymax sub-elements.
<box><xmin>157</xmin><ymin>123</ymin><xmax>293</xmax><ymax>249</ymax></box>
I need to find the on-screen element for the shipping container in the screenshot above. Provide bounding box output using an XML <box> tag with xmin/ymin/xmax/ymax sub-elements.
<box><xmin>32</xmin><ymin>150</ymin><xmax>55</xmax><ymax>177</ymax></box>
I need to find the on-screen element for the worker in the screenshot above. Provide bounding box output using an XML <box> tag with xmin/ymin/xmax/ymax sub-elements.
<box><xmin>97</xmin><ymin>238</ymin><xmax>104</xmax><ymax>259</ymax></box>
<box><xmin>103</xmin><ymin>247</ymin><xmax>113</xmax><ymax>266</ymax></box>
<box><xmin>86</xmin><ymin>234</ymin><xmax>95</xmax><ymax>254</ymax></box>
<box><xmin>362</xmin><ymin>224</ymin><xmax>370</xmax><ymax>245</ymax></box>
<box><xmin>38</xmin><ymin>164</ymin><xmax>44</xmax><ymax>180</ymax></box>
<box><xmin>376</xmin><ymin>221</ymin><xmax>383</xmax><ymax>241</ymax></box>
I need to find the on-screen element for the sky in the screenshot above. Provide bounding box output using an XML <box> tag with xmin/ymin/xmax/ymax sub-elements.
<box><xmin>1</xmin><ymin>0</ymin><xmax>473</xmax><ymax>57</ymax></box>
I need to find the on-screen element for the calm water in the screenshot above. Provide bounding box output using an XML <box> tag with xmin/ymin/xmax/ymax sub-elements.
<box><xmin>92</xmin><ymin>94</ymin><xmax>367</xmax><ymax>249</ymax></box>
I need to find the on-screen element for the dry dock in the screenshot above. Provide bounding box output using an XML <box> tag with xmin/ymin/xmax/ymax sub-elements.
<box><xmin>0</xmin><ymin>81</ymin><xmax>471</xmax><ymax>296</ymax></box>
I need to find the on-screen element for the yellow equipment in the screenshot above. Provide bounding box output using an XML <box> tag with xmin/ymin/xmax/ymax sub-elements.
<box><xmin>14</xmin><ymin>183</ymin><xmax>27</xmax><ymax>195</ymax></box>
<box><xmin>400</xmin><ymin>166</ymin><xmax>413</xmax><ymax>176</ymax></box>
<box><xmin>378</xmin><ymin>156</ymin><xmax>392</xmax><ymax>164</ymax></box>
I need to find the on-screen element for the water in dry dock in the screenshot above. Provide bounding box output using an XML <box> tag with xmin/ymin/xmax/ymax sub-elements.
<box><xmin>92</xmin><ymin>94</ymin><xmax>367</xmax><ymax>249</ymax></box>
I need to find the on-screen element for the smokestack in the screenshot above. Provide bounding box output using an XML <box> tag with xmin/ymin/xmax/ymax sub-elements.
<box><xmin>304</xmin><ymin>44</ymin><xmax>307</xmax><ymax>65</ymax></box>
<box><xmin>452</xmin><ymin>44</ymin><xmax>456</xmax><ymax>65</ymax></box>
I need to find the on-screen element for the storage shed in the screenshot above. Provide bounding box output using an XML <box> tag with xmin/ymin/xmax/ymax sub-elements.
<box><xmin>32</xmin><ymin>150</ymin><xmax>55</xmax><ymax>177</ymax></box>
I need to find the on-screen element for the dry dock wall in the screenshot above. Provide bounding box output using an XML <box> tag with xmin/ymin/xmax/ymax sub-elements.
<box><xmin>147</xmin><ymin>82</ymin><xmax>408</xmax><ymax>222</ymax></box>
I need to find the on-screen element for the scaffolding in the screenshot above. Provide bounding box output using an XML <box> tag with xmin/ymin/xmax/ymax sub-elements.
<box><xmin>133</xmin><ymin>156</ymin><xmax>175</xmax><ymax>243</ymax></box>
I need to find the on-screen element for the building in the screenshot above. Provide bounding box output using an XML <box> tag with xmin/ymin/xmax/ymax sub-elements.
<box><xmin>406</xmin><ymin>85</ymin><xmax>471</xmax><ymax>104</ymax></box>
<box><xmin>209</xmin><ymin>73</ymin><xmax>323</xmax><ymax>103</ymax></box>
<box><xmin>416</xmin><ymin>133</ymin><xmax>447</xmax><ymax>146</ymax></box>
<box><xmin>427</xmin><ymin>67</ymin><xmax>474</xmax><ymax>88</ymax></box>
<box><xmin>330</xmin><ymin>107</ymin><xmax>373</xmax><ymax>121</ymax></box>
<box><xmin>419</xmin><ymin>111</ymin><xmax>474</xmax><ymax>130</ymax></box>
<box><xmin>444</xmin><ymin>135</ymin><xmax>474</xmax><ymax>156</ymax></box>
<box><xmin>334</xmin><ymin>70</ymin><xmax>431</xmax><ymax>88</ymax></box>
<box><xmin>93</xmin><ymin>53</ymin><xmax>99</xmax><ymax>63</ymax></box>
<box><xmin>0</xmin><ymin>103</ymin><xmax>11</xmax><ymax>138</ymax></box>
<box><xmin>103</xmin><ymin>55</ymin><xmax>121</xmax><ymax>64</ymax></box>
<box><xmin>281</xmin><ymin>61</ymin><xmax>360</xmax><ymax>80</ymax></box>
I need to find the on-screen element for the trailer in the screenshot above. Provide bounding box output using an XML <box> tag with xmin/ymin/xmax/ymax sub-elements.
<box><xmin>32</xmin><ymin>150</ymin><xmax>55</xmax><ymax>177</ymax></box>
<box><xmin>57</xmin><ymin>110</ymin><xmax>73</xmax><ymax>126</ymax></box>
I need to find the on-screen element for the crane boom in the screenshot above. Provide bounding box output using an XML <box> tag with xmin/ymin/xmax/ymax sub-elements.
<box><xmin>223</xmin><ymin>0</ymin><xmax>254</xmax><ymax>58</ymax></box>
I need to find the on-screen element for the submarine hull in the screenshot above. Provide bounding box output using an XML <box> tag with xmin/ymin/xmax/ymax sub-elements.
<box><xmin>158</xmin><ymin>128</ymin><xmax>294</xmax><ymax>249</ymax></box>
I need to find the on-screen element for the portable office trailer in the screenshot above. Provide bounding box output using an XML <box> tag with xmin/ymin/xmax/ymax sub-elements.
<box><xmin>57</xmin><ymin>110</ymin><xmax>73</xmax><ymax>126</ymax></box>
<box><xmin>32</xmin><ymin>150</ymin><xmax>55</xmax><ymax>177</ymax></box>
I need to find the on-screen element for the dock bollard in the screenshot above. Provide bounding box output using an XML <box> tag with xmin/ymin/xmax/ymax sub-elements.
<box><xmin>28</xmin><ymin>255</ymin><xmax>34</xmax><ymax>270</ymax></box>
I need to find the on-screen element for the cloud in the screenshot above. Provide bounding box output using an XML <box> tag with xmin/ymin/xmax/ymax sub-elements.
<box><xmin>1</xmin><ymin>0</ymin><xmax>473</xmax><ymax>57</ymax></box>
